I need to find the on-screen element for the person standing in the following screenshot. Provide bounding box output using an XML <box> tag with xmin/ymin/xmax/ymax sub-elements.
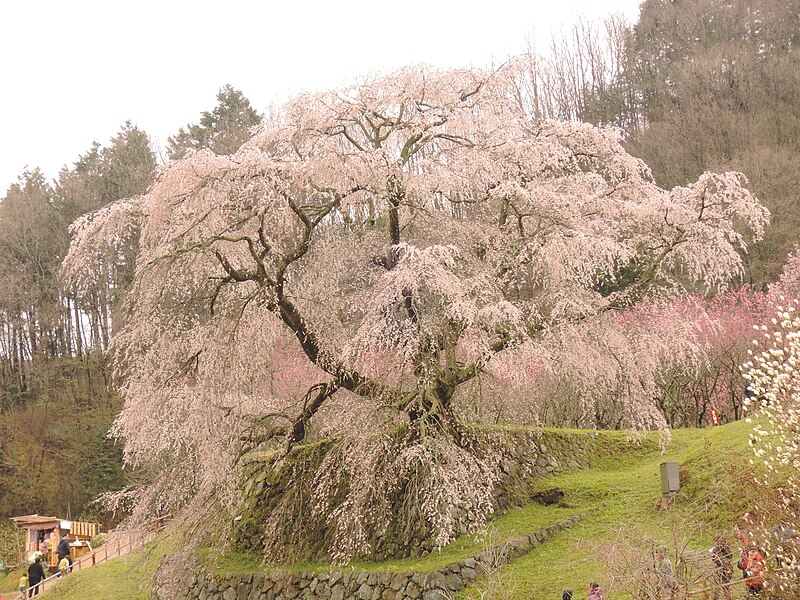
<box><xmin>56</xmin><ymin>534</ymin><xmax>71</xmax><ymax>572</ymax></box>
<box><xmin>656</xmin><ymin>547</ymin><xmax>678</xmax><ymax>595</ymax></box>
<box><xmin>18</xmin><ymin>573</ymin><xmax>28</xmax><ymax>599</ymax></box>
<box><xmin>57</xmin><ymin>555</ymin><xmax>69</xmax><ymax>578</ymax></box>
<box><xmin>710</xmin><ymin>536</ymin><xmax>733</xmax><ymax>600</ymax></box>
<box><xmin>737</xmin><ymin>543</ymin><xmax>765</xmax><ymax>595</ymax></box>
<box><xmin>588</xmin><ymin>582</ymin><xmax>605</xmax><ymax>600</ymax></box>
<box><xmin>26</xmin><ymin>558</ymin><xmax>45</xmax><ymax>598</ymax></box>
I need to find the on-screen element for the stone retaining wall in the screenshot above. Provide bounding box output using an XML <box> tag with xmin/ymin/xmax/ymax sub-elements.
<box><xmin>160</xmin><ymin>514</ymin><xmax>585</xmax><ymax>600</ymax></box>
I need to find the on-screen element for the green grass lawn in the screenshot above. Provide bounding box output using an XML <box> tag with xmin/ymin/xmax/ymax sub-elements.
<box><xmin>210</xmin><ymin>426</ymin><xmax>664</xmax><ymax>577</ymax></box>
<box><xmin>0</xmin><ymin>566</ymin><xmax>24</xmax><ymax>597</ymax></box>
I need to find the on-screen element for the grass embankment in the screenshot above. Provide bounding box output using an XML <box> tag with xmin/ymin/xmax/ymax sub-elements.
<box><xmin>208</xmin><ymin>428</ymin><xmax>659</xmax><ymax>577</ymax></box>
<box><xmin>209</xmin><ymin>502</ymin><xmax>577</xmax><ymax>576</ymax></box>
<box><xmin>0</xmin><ymin>568</ymin><xmax>23</xmax><ymax>597</ymax></box>
<box><xmin>30</xmin><ymin>421</ymin><xmax>756</xmax><ymax>599</ymax></box>
<box><xmin>460</xmin><ymin>420</ymin><xmax>756</xmax><ymax>598</ymax></box>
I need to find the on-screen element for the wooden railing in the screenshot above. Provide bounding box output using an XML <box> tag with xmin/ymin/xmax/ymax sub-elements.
<box><xmin>25</xmin><ymin>529</ymin><xmax>152</xmax><ymax>596</ymax></box>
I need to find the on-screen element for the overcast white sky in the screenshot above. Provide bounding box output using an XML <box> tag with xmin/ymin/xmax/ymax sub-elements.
<box><xmin>0</xmin><ymin>0</ymin><xmax>642</xmax><ymax>195</ymax></box>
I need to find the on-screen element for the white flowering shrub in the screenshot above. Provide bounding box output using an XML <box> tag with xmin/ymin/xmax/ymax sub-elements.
<box><xmin>743</xmin><ymin>297</ymin><xmax>800</xmax><ymax>594</ymax></box>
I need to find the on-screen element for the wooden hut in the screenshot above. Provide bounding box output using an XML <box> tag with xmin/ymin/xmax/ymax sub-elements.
<box><xmin>11</xmin><ymin>514</ymin><xmax>99</xmax><ymax>569</ymax></box>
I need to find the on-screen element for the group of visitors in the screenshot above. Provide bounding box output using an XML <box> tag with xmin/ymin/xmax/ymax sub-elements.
<box><xmin>711</xmin><ymin>534</ymin><xmax>767</xmax><ymax>598</ymax></box>
<box><xmin>561</xmin><ymin>582</ymin><xmax>605</xmax><ymax>600</ymax></box>
<box><xmin>556</xmin><ymin>533</ymin><xmax>770</xmax><ymax>600</ymax></box>
<box><xmin>18</xmin><ymin>534</ymin><xmax>72</xmax><ymax>598</ymax></box>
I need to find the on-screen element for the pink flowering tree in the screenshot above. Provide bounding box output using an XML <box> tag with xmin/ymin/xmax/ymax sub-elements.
<box><xmin>672</xmin><ymin>290</ymin><xmax>775</xmax><ymax>425</ymax></box>
<box><xmin>477</xmin><ymin>290</ymin><xmax>773</xmax><ymax>432</ymax></box>
<box><xmin>641</xmin><ymin>290</ymin><xmax>774</xmax><ymax>427</ymax></box>
<box><xmin>63</xmin><ymin>65</ymin><xmax>769</xmax><ymax>560</ymax></box>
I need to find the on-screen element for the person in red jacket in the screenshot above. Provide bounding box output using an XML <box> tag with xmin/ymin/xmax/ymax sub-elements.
<box><xmin>737</xmin><ymin>544</ymin><xmax>765</xmax><ymax>595</ymax></box>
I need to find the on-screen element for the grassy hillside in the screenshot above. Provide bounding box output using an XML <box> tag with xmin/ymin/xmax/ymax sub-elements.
<box><xmin>24</xmin><ymin>421</ymin><xmax>758</xmax><ymax>600</ymax></box>
<box><xmin>0</xmin><ymin>535</ymin><xmax>175</xmax><ymax>600</ymax></box>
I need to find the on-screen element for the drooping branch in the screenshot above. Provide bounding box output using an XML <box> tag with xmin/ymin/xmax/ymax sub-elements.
<box><xmin>204</xmin><ymin>190</ymin><xmax>393</xmax><ymax>406</ymax></box>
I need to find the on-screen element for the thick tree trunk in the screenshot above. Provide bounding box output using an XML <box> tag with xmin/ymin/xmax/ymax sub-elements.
<box><xmin>72</xmin><ymin>297</ymin><xmax>84</xmax><ymax>358</ymax></box>
<box><xmin>284</xmin><ymin>382</ymin><xmax>338</xmax><ymax>453</ymax></box>
<box><xmin>406</xmin><ymin>383</ymin><xmax>463</xmax><ymax>443</ymax></box>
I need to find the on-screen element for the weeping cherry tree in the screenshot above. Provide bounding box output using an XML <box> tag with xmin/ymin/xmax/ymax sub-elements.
<box><xmin>63</xmin><ymin>64</ymin><xmax>769</xmax><ymax>561</ymax></box>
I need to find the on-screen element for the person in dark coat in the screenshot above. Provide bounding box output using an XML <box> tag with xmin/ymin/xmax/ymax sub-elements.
<box><xmin>56</xmin><ymin>534</ymin><xmax>72</xmax><ymax>571</ymax></box>
<box><xmin>710</xmin><ymin>536</ymin><xmax>733</xmax><ymax>600</ymax></box>
<box><xmin>27</xmin><ymin>557</ymin><xmax>45</xmax><ymax>597</ymax></box>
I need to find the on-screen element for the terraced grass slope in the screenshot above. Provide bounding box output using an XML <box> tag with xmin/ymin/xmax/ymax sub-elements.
<box><xmin>461</xmin><ymin>421</ymin><xmax>756</xmax><ymax>598</ymax></box>
<box><xmin>30</xmin><ymin>421</ymin><xmax>756</xmax><ymax>600</ymax></box>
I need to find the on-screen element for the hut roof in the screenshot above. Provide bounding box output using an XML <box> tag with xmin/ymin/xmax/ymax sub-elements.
<box><xmin>10</xmin><ymin>514</ymin><xmax>61</xmax><ymax>526</ymax></box>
